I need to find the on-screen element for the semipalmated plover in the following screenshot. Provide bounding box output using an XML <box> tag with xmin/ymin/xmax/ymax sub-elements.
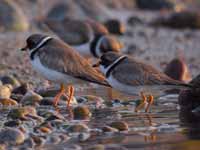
<box><xmin>94</xmin><ymin>52</ymin><xmax>192</xmax><ymax>112</ymax></box>
<box><xmin>44</xmin><ymin>18</ymin><xmax>123</xmax><ymax>58</ymax></box>
<box><xmin>20</xmin><ymin>34</ymin><xmax>110</xmax><ymax>107</ymax></box>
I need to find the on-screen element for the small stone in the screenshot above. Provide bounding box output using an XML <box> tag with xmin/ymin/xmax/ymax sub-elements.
<box><xmin>0</xmin><ymin>85</ymin><xmax>11</xmax><ymax>99</ymax></box>
<box><xmin>31</xmin><ymin>135</ymin><xmax>46</xmax><ymax>146</ymax></box>
<box><xmin>8</xmin><ymin>106</ymin><xmax>37</xmax><ymax>119</ymax></box>
<box><xmin>67</xmin><ymin>124</ymin><xmax>89</xmax><ymax>133</ymax></box>
<box><xmin>102</xmin><ymin>126</ymin><xmax>119</xmax><ymax>132</ymax></box>
<box><xmin>4</xmin><ymin>120</ymin><xmax>21</xmax><ymax>127</ymax></box>
<box><xmin>1</xmin><ymin>76</ymin><xmax>20</xmax><ymax>88</ymax></box>
<box><xmin>21</xmin><ymin>138</ymin><xmax>35</xmax><ymax>148</ymax></box>
<box><xmin>0</xmin><ymin>128</ymin><xmax>25</xmax><ymax>145</ymax></box>
<box><xmin>21</xmin><ymin>91</ymin><xmax>43</xmax><ymax>106</ymax></box>
<box><xmin>0</xmin><ymin>98</ymin><xmax>18</xmax><ymax>106</ymax></box>
<box><xmin>46</xmin><ymin>113</ymin><xmax>65</xmax><ymax>121</ymax></box>
<box><xmin>73</xmin><ymin>106</ymin><xmax>91</xmax><ymax>120</ymax></box>
<box><xmin>78</xmin><ymin>132</ymin><xmax>90</xmax><ymax>142</ymax></box>
<box><xmin>104</xmin><ymin>19</ymin><xmax>126</xmax><ymax>35</ymax></box>
<box><xmin>0</xmin><ymin>144</ymin><xmax>6</xmax><ymax>150</ymax></box>
<box><xmin>109</xmin><ymin>121</ymin><xmax>129</xmax><ymax>131</ymax></box>
<box><xmin>38</xmin><ymin>127</ymin><xmax>52</xmax><ymax>134</ymax></box>
<box><xmin>87</xmin><ymin>144</ymin><xmax>105</xmax><ymax>150</ymax></box>
<box><xmin>12</xmin><ymin>83</ymin><xmax>29</xmax><ymax>95</ymax></box>
<box><xmin>40</xmin><ymin>97</ymin><xmax>65</xmax><ymax>106</ymax></box>
<box><xmin>127</xmin><ymin>16</ymin><xmax>143</xmax><ymax>26</ymax></box>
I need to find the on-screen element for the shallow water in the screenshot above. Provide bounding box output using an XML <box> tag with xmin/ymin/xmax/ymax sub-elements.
<box><xmin>38</xmin><ymin>86</ymin><xmax>200</xmax><ymax>150</ymax></box>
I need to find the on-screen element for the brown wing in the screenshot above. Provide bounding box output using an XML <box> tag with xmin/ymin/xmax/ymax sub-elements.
<box><xmin>38</xmin><ymin>39</ymin><xmax>109</xmax><ymax>86</ymax></box>
<box><xmin>45</xmin><ymin>19</ymin><xmax>92</xmax><ymax>45</ymax></box>
<box><xmin>112</xmin><ymin>57</ymin><xmax>188</xmax><ymax>87</ymax></box>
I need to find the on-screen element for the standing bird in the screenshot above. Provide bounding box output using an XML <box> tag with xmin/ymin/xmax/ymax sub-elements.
<box><xmin>20</xmin><ymin>34</ymin><xmax>110</xmax><ymax>107</ymax></box>
<box><xmin>94</xmin><ymin>52</ymin><xmax>193</xmax><ymax>112</ymax></box>
<box><xmin>44</xmin><ymin>18</ymin><xmax>123</xmax><ymax>58</ymax></box>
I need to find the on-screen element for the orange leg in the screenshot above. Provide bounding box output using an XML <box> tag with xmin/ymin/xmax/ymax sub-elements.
<box><xmin>66</xmin><ymin>85</ymin><xmax>74</xmax><ymax>108</ymax></box>
<box><xmin>135</xmin><ymin>92</ymin><xmax>147</xmax><ymax>112</ymax></box>
<box><xmin>145</xmin><ymin>95</ymin><xmax>154</xmax><ymax>113</ymax></box>
<box><xmin>53</xmin><ymin>84</ymin><xmax>65</xmax><ymax>106</ymax></box>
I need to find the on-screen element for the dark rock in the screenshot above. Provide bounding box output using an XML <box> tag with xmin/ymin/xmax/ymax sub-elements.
<box><xmin>1</xmin><ymin>76</ymin><xmax>20</xmax><ymax>88</ymax></box>
<box><xmin>136</xmin><ymin>0</ymin><xmax>174</xmax><ymax>10</ymax></box>
<box><xmin>104</xmin><ymin>19</ymin><xmax>126</xmax><ymax>35</ymax></box>
<box><xmin>4</xmin><ymin>120</ymin><xmax>21</xmax><ymax>127</ymax></box>
<box><xmin>178</xmin><ymin>89</ymin><xmax>200</xmax><ymax>111</ymax></box>
<box><xmin>127</xmin><ymin>16</ymin><xmax>144</xmax><ymax>26</ymax></box>
<box><xmin>12</xmin><ymin>83</ymin><xmax>29</xmax><ymax>95</ymax></box>
<box><xmin>151</xmin><ymin>11</ymin><xmax>200</xmax><ymax>29</ymax></box>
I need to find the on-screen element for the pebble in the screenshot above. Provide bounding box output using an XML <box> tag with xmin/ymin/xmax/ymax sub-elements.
<box><xmin>78</xmin><ymin>132</ymin><xmax>90</xmax><ymax>142</ymax></box>
<box><xmin>87</xmin><ymin>144</ymin><xmax>105</xmax><ymax>150</ymax></box>
<box><xmin>0</xmin><ymin>85</ymin><xmax>12</xmax><ymax>99</ymax></box>
<box><xmin>127</xmin><ymin>16</ymin><xmax>144</xmax><ymax>26</ymax></box>
<box><xmin>66</xmin><ymin>124</ymin><xmax>90</xmax><ymax>133</ymax></box>
<box><xmin>0</xmin><ymin>128</ymin><xmax>25</xmax><ymax>145</ymax></box>
<box><xmin>0</xmin><ymin>98</ymin><xmax>18</xmax><ymax>106</ymax></box>
<box><xmin>102</xmin><ymin>126</ymin><xmax>119</xmax><ymax>133</ymax></box>
<box><xmin>104</xmin><ymin>19</ymin><xmax>126</xmax><ymax>35</ymax></box>
<box><xmin>31</xmin><ymin>135</ymin><xmax>46</xmax><ymax>147</ymax></box>
<box><xmin>21</xmin><ymin>138</ymin><xmax>35</xmax><ymax>148</ymax></box>
<box><xmin>12</xmin><ymin>83</ymin><xmax>29</xmax><ymax>95</ymax></box>
<box><xmin>8</xmin><ymin>106</ymin><xmax>37</xmax><ymax>120</ymax></box>
<box><xmin>1</xmin><ymin>76</ymin><xmax>20</xmax><ymax>88</ymax></box>
<box><xmin>73</xmin><ymin>106</ymin><xmax>92</xmax><ymax>120</ymax></box>
<box><xmin>21</xmin><ymin>91</ymin><xmax>43</xmax><ymax>106</ymax></box>
<box><xmin>4</xmin><ymin>120</ymin><xmax>21</xmax><ymax>127</ymax></box>
<box><xmin>109</xmin><ymin>121</ymin><xmax>129</xmax><ymax>131</ymax></box>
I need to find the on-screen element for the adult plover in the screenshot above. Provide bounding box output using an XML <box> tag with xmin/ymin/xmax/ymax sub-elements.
<box><xmin>94</xmin><ymin>52</ymin><xmax>192</xmax><ymax>112</ymax></box>
<box><xmin>44</xmin><ymin>18</ymin><xmax>123</xmax><ymax>58</ymax></box>
<box><xmin>20</xmin><ymin>34</ymin><xmax>110</xmax><ymax>107</ymax></box>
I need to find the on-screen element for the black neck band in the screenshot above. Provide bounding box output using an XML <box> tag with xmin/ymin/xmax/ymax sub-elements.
<box><xmin>90</xmin><ymin>34</ymin><xmax>103</xmax><ymax>58</ymax></box>
<box><xmin>105</xmin><ymin>56</ymin><xmax>127</xmax><ymax>78</ymax></box>
<box><xmin>30</xmin><ymin>37</ymin><xmax>52</xmax><ymax>60</ymax></box>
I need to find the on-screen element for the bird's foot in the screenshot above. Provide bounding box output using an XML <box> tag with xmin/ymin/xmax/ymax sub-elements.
<box><xmin>145</xmin><ymin>95</ymin><xmax>154</xmax><ymax>113</ymax></box>
<box><xmin>135</xmin><ymin>92</ymin><xmax>147</xmax><ymax>112</ymax></box>
<box><xmin>66</xmin><ymin>85</ymin><xmax>74</xmax><ymax>108</ymax></box>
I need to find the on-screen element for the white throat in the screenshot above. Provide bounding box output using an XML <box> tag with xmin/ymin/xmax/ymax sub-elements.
<box><xmin>100</xmin><ymin>55</ymin><xmax>127</xmax><ymax>76</ymax></box>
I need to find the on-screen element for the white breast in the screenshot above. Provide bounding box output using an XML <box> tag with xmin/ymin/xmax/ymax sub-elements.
<box><xmin>30</xmin><ymin>56</ymin><xmax>81</xmax><ymax>84</ymax></box>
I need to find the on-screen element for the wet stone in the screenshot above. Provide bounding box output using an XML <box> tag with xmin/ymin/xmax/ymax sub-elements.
<box><xmin>78</xmin><ymin>132</ymin><xmax>90</xmax><ymax>142</ymax></box>
<box><xmin>4</xmin><ymin>120</ymin><xmax>21</xmax><ymax>127</ymax></box>
<box><xmin>12</xmin><ymin>83</ymin><xmax>29</xmax><ymax>95</ymax></box>
<box><xmin>127</xmin><ymin>16</ymin><xmax>144</xmax><ymax>26</ymax></box>
<box><xmin>1</xmin><ymin>76</ymin><xmax>20</xmax><ymax>88</ymax></box>
<box><xmin>102</xmin><ymin>126</ymin><xmax>119</xmax><ymax>133</ymax></box>
<box><xmin>0</xmin><ymin>85</ymin><xmax>12</xmax><ymax>99</ymax></box>
<box><xmin>21</xmin><ymin>91</ymin><xmax>43</xmax><ymax>106</ymax></box>
<box><xmin>73</xmin><ymin>106</ymin><xmax>92</xmax><ymax>120</ymax></box>
<box><xmin>109</xmin><ymin>121</ymin><xmax>129</xmax><ymax>131</ymax></box>
<box><xmin>8</xmin><ymin>106</ymin><xmax>37</xmax><ymax>120</ymax></box>
<box><xmin>0</xmin><ymin>128</ymin><xmax>25</xmax><ymax>145</ymax></box>
<box><xmin>31</xmin><ymin>135</ymin><xmax>46</xmax><ymax>147</ymax></box>
<box><xmin>21</xmin><ymin>138</ymin><xmax>35</xmax><ymax>148</ymax></box>
<box><xmin>66</xmin><ymin>124</ymin><xmax>90</xmax><ymax>133</ymax></box>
